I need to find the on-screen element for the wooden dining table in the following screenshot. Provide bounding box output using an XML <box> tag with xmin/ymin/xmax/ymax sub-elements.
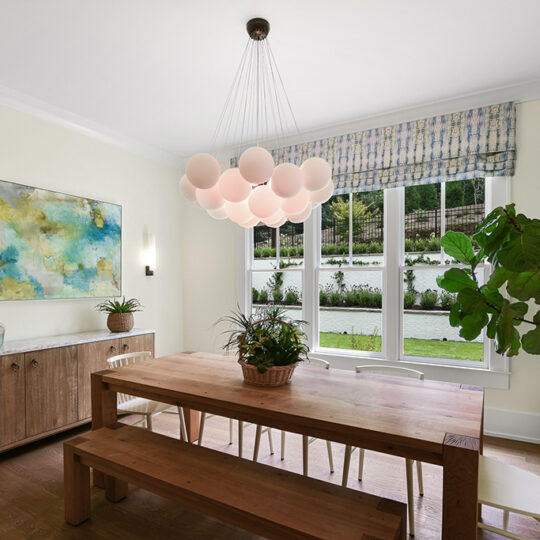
<box><xmin>91</xmin><ymin>352</ymin><xmax>484</xmax><ymax>539</ymax></box>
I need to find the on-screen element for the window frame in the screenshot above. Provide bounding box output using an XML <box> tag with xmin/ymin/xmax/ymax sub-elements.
<box><xmin>238</xmin><ymin>176</ymin><xmax>511</xmax><ymax>389</ymax></box>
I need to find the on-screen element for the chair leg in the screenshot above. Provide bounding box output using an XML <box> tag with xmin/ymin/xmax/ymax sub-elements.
<box><xmin>146</xmin><ymin>414</ymin><xmax>153</xmax><ymax>431</ymax></box>
<box><xmin>503</xmin><ymin>509</ymin><xmax>509</xmax><ymax>531</ymax></box>
<box><xmin>302</xmin><ymin>435</ymin><xmax>309</xmax><ymax>476</ymax></box>
<box><xmin>416</xmin><ymin>461</ymin><xmax>424</xmax><ymax>496</ymax></box>
<box><xmin>253</xmin><ymin>425</ymin><xmax>262</xmax><ymax>461</ymax></box>
<box><xmin>405</xmin><ymin>459</ymin><xmax>415</xmax><ymax>537</ymax></box>
<box><xmin>238</xmin><ymin>420</ymin><xmax>243</xmax><ymax>458</ymax></box>
<box><xmin>281</xmin><ymin>431</ymin><xmax>286</xmax><ymax>461</ymax></box>
<box><xmin>358</xmin><ymin>448</ymin><xmax>365</xmax><ymax>481</ymax></box>
<box><xmin>177</xmin><ymin>406</ymin><xmax>187</xmax><ymax>442</ymax></box>
<box><xmin>342</xmin><ymin>445</ymin><xmax>353</xmax><ymax>487</ymax></box>
<box><xmin>266</xmin><ymin>428</ymin><xmax>274</xmax><ymax>455</ymax></box>
<box><xmin>229</xmin><ymin>418</ymin><xmax>233</xmax><ymax>445</ymax></box>
<box><xmin>326</xmin><ymin>440</ymin><xmax>334</xmax><ymax>473</ymax></box>
<box><xmin>198</xmin><ymin>412</ymin><xmax>206</xmax><ymax>446</ymax></box>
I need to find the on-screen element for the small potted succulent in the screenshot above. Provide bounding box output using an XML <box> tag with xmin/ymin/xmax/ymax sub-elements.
<box><xmin>96</xmin><ymin>297</ymin><xmax>142</xmax><ymax>333</ymax></box>
<box><xmin>220</xmin><ymin>306</ymin><xmax>309</xmax><ymax>387</ymax></box>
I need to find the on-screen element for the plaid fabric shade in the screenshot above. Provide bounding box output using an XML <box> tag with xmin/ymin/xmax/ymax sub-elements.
<box><xmin>234</xmin><ymin>102</ymin><xmax>515</xmax><ymax>194</ymax></box>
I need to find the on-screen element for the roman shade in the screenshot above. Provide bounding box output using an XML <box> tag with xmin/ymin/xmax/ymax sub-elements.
<box><xmin>270</xmin><ymin>102</ymin><xmax>516</xmax><ymax>194</ymax></box>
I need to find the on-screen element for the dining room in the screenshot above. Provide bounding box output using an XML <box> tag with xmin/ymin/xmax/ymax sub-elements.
<box><xmin>0</xmin><ymin>1</ymin><xmax>539</xmax><ymax>539</ymax></box>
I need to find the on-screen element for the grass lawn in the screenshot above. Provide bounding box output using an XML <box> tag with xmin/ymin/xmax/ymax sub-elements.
<box><xmin>319</xmin><ymin>333</ymin><xmax>483</xmax><ymax>362</ymax></box>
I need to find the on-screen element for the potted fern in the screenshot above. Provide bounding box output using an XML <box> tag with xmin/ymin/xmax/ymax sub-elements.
<box><xmin>96</xmin><ymin>297</ymin><xmax>142</xmax><ymax>333</ymax></box>
<box><xmin>220</xmin><ymin>306</ymin><xmax>309</xmax><ymax>387</ymax></box>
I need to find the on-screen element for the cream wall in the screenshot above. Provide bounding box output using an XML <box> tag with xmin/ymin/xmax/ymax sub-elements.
<box><xmin>180</xmin><ymin>198</ymin><xmax>238</xmax><ymax>352</ymax></box>
<box><xmin>485</xmin><ymin>99</ymin><xmax>540</xmax><ymax>416</ymax></box>
<box><xmin>0</xmin><ymin>104</ymin><xmax>183</xmax><ymax>357</ymax></box>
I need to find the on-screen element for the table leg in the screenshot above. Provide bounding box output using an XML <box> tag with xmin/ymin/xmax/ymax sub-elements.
<box><xmin>183</xmin><ymin>408</ymin><xmax>201</xmax><ymax>442</ymax></box>
<box><xmin>90</xmin><ymin>371</ymin><xmax>127</xmax><ymax>499</ymax></box>
<box><xmin>442</xmin><ymin>433</ymin><xmax>480</xmax><ymax>539</ymax></box>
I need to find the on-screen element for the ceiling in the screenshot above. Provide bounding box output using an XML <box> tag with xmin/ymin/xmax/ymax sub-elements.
<box><xmin>0</xmin><ymin>0</ymin><xmax>539</xmax><ymax>164</ymax></box>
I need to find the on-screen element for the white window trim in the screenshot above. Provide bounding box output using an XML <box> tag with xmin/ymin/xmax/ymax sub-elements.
<box><xmin>239</xmin><ymin>177</ymin><xmax>511</xmax><ymax>389</ymax></box>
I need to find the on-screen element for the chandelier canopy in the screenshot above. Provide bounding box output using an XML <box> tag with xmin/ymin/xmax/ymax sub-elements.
<box><xmin>179</xmin><ymin>18</ymin><xmax>334</xmax><ymax>228</ymax></box>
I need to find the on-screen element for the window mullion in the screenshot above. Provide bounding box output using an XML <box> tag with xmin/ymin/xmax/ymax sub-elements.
<box><xmin>304</xmin><ymin>205</ymin><xmax>319</xmax><ymax>351</ymax></box>
<box><xmin>383</xmin><ymin>188</ymin><xmax>403</xmax><ymax>362</ymax></box>
<box><xmin>348</xmin><ymin>192</ymin><xmax>353</xmax><ymax>265</ymax></box>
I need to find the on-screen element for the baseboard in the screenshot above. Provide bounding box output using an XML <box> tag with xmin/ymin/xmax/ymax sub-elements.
<box><xmin>484</xmin><ymin>407</ymin><xmax>540</xmax><ymax>444</ymax></box>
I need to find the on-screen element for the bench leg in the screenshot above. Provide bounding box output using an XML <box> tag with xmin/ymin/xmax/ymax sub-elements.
<box><xmin>64</xmin><ymin>444</ymin><xmax>91</xmax><ymax>525</ymax></box>
<box><xmin>105</xmin><ymin>475</ymin><xmax>128</xmax><ymax>503</ymax></box>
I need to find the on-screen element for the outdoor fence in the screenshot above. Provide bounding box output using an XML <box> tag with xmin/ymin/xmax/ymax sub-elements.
<box><xmin>254</xmin><ymin>203</ymin><xmax>485</xmax><ymax>250</ymax></box>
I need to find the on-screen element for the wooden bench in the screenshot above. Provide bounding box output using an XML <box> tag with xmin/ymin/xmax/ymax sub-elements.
<box><xmin>64</xmin><ymin>424</ymin><xmax>406</xmax><ymax>539</ymax></box>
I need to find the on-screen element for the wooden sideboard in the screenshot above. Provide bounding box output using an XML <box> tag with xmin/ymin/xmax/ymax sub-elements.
<box><xmin>0</xmin><ymin>329</ymin><xmax>154</xmax><ymax>453</ymax></box>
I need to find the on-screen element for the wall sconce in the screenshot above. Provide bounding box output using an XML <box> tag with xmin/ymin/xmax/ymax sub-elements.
<box><xmin>144</xmin><ymin>233</ymin><xmax>156</xmax><ymax>276</ymax></box>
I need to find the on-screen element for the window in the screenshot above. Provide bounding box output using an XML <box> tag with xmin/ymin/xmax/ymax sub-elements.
<box><xmin>251</xmin><ymin>223</ymin><xmax>304</xmax><ymax>319</ymax></box>
<box><xmin>242</xmin><ymin>177</ymin><xmax>509</xmax><ymax>372</ymax></box>
<box><xmin>401</xmin><ymin>180</ymin><xmax>486</xmax><ymax>366</ymax></box>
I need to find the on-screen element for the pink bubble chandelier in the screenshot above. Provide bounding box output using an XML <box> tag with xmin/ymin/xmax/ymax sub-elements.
<box><xmin>179</xmin><ymin>17</ymin><xmax>334</xmax><ymax>228</ymax></box>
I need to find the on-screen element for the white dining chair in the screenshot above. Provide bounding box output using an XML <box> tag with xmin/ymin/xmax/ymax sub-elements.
<box><xmin>188</xmin><ymin>352</ymin><xmax>269</xmax><ymax>458</ymax></box>
<box><xmin>254</xmin><ymin>358</ymin><xmax>334</xmax><ymax>475</ymax></box>
<box><xmin>107</xmin><ymin>351</ymin><xmax>187</xmax><ymax>441</ymax></box>
<box><xmin>342</xmin><ymin>365</ymin><xmax>425</xmax><ymax>537</ymax></box>
<box><xmin>478</xmin><ymin>455</ymin><xmax>540</xmax><ymax>539</ymax></box>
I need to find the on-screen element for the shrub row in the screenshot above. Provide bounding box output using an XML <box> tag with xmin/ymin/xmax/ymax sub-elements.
<box><xmin>253</xmin><ymin>286</ymin><xmax>456</xmax><ymax>311</ymax></box>
<box><xmin>252</xmin><ymin>287</ymin><xmax>301</xmax><ymax>306</ymax></box>
<box><xmin>254</xmin><ymin>238</ymin><xmax>443</xmax><ymax>257</ymax></box>
<box><xmin>320</xmin><ymin>286</ymin><xmax>382</xmax><ymax>308</ymax></box>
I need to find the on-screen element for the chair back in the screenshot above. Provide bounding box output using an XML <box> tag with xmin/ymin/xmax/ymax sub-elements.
<box><xmin>107</xmin><ymin>351</ymin><xmax>152</xmax><ymax>405</ymax></box>
<box><xmin>355</xmin><ymin>365</ymin><xmax>424</xmax><ymax>380</ymax></box>
<box><xmin>307</xmin><ymin>358</ymin><xmax>330</xmax><ymax>370</ymax></box>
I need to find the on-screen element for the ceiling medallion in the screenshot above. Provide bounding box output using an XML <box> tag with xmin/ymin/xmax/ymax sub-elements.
<box><xmin>179</xmin><ymin>18</ymin><xmax>334</xmax><ymax>228</ymax></box>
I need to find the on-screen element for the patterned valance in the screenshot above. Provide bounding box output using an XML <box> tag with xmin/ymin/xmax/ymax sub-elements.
<box><xmin>267</xmin><ymin>102</ymin><xmax>516</xmax><ymax>194</ymax></box>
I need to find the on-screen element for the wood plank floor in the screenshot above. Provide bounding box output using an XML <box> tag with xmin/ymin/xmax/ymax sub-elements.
<box><xmin>0</xmin><ymin>411</ymin><xmax>538</xmax><ymax>539</ymax></box>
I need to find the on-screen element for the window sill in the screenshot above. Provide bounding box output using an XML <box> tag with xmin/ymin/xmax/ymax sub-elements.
<box><xmin>309</xmin><ymin>349</ymin><xmax>510</xmax><ymax>389</ymax></box>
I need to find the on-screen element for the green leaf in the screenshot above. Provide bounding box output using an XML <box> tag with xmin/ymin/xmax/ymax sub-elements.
<box><xmin>479</xmin><ymin>286</ymin><xmax>504</xmax><ymax>313</ymax></box>
<box><xmin>496</xmin><ymin>300</ymin><xmax>522</xmax><ymax>356</ymax></box>
<box><xmin>486</xmin><ymin>267</ymin><xmax>510</xmax><ymax>290</ymax></box>
<box><xmin>459</xmin><ymin>312</ymin><xmax>489</xmax><ymax>340</ymax></box>
<box><xmin>507</xmin><ymin>270</ymin><xmax>540</xmax><ymax>303</ymax></box>
<box><xmin>457</xmin><ymin>288</ymin><xmax>487</xmax><ymax>316</ymax></box>
<box><xmin>441</xmin><ymin>231</ymin><xmax>475</xmax><ymax>264</ymax></box>
<box><xmin>449</xmin><ymin>303</ymin><xmax>461</xmax><ymax>327</ymax></box>
<box><xmin>486</xmin><ymin>313</ymin><xmax>499</xmax><ymax>339</ymax></box>
<box><xmin>436</xmin><ymin>268</ymin><xmax>476</xmax><ymax>293</ymax></box>
<box><xmin>522</xmin><ymin>326</ymin><xmax>540</xmax><ymax>354</ymax></box>
<box><xmin>497</xmin><ymin>223</ymin><xmax>540</xmax><ymax>272</ymax></box>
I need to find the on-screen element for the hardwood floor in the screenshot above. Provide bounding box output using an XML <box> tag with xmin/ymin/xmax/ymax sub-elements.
<box><xmin>0</xmin><ymin>411</ymin><xmax>538</xmax><ymax>539</ymax></box>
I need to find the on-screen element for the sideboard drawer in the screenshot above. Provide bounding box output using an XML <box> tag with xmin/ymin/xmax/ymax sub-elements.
<box><xmin>77</xmin><ymin>338</ymin><xmax>120</xmax><ymax>420</ymax></box>
<box><xmin>0</xmin><ymin>354</ymin><xmax>25</xmax><ymax>448</ymax></box>
<box><xmin>25</xmin><ymin>347</ymin><xmax>78</xmax><ymax>438</ymax></box>
<box><xmin>119</xmin><ymin>334</ymin><xmax>155</xmax><ymax>355</ymax></box>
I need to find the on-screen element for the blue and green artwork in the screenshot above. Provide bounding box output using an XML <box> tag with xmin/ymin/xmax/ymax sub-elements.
<box><xmin>0</xmin><ymin>180</ymin><xmax>121</xmax><ymax>300</ymax></box>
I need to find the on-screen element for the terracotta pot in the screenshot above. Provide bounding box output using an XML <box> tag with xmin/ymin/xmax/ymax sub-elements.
<box><xmin>238</xmin><ymin>359</ymin><xmax>297</xmax><ymax>387</ymax></box>
<box><xmin>107</xmin><ymin>313</ymin><xmax>134</xmax><ymax>333</ymax></box>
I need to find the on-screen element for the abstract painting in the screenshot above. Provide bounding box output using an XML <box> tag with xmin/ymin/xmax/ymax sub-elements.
<box><xmin>0</xmin><ymin>180</ymin><xmax>121</xmax><ymax>300</ymax></box>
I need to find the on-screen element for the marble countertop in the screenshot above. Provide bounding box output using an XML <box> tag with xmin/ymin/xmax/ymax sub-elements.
<box><xmin>0</xmin><ymin>328</ymin><xmax>154</xmax><ymax>356</ymax></box>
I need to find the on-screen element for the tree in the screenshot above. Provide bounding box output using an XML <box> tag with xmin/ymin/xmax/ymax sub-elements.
<box><xmin>445</xmin><ymin>181</ymin><xmax>464</xmax><ymax>209</ymax></box>
<box><xmin>330</xmin><ymin>196</ymin><xmax>380</xmax><ymax>241</ymax></box>
<box><xmin>437</xmin><ymin>204</ymin><xmax>540</xmax><ymax>356</ymax></box>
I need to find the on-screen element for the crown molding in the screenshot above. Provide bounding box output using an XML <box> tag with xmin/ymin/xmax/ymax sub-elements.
<box><xmin>223</xmin><ymin>78</ymin><xmax>540</xmax><ymax>157</ymax></box>
<box><xmin>0</xmin><ymin>84</ymin><xmax>183</xmax><ymax>168</ymax></box>
<box><xmin>2</xmin><ymin>77</ymin><xmax>539</xmax><ymax>169</ymax></box>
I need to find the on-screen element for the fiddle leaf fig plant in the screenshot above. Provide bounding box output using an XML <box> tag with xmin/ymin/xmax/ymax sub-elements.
<box><xmin>437</xmin><ymin>204</ymin><xmax>540</xmax><ymax>356</ymax></box>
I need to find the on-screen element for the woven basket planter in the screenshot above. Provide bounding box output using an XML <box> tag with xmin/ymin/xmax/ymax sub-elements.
<box><xmin>238</xmin><ymin>360</ymin><xmax>297</xmax><ymax>387</ymax></box>
<box><xmin>237</xmin><ymin>316</ymin><xmax>300</xmax><ymax>387</ymax></box>
<box><xmin>107</xmin><ymin>313</ymin><xmax>134</xmax><ymax>333</ymax></box>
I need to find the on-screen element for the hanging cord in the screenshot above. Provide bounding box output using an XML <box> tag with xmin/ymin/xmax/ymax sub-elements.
<box><xmin>208</xmin><ymin>28</ymin><xmax>301</xmax><ymax>162</ymax></box>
